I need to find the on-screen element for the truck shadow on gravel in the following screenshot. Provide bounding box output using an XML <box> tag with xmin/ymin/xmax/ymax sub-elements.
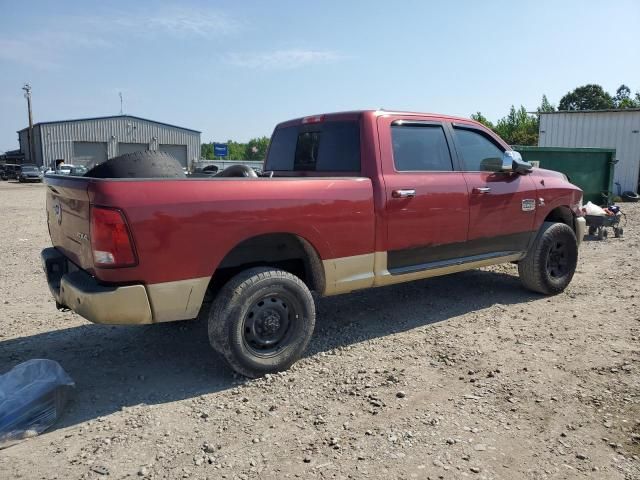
<box><xmin>0</xmin><ymin>268</ymin><xmax>539</xmax><ymax>431</ymax></box>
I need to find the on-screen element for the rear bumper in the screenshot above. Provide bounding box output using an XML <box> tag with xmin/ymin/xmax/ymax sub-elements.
<box><xmin>41</xmin><ymin>247</ymin><xmax>152</xmax><ymax>325</ymax></box>
<box><xmin>575</xmin><ymin>216</ymin><xmax>586</xmax><ymax>247</ymax></box>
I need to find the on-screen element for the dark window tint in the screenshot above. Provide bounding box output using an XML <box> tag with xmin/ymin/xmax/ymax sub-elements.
<box><xmin>294</xmin><ymin>131</ymin><xmax>321</xmax><ymax>170</ymax></box>
<box><xmin>453</xmin><ymin>128</ymin><xmax>504</xmax><ymax>171</ymax></box>
<box><xmin>265</xmin><ymin>126</ymin><xmax>299</xmax><ymax>171</ymax></box>
<box><xmin>391</xmin><ymin>125</ymin><xmax>452</xmax><ymax>171</ymax></box>
<box><xmin>265</xmin><ymin>121</ymin><xmax>360</xmax><ymax>172</ymax></box>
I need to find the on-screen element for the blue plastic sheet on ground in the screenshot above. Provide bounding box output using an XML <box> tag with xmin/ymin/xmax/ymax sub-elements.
<box><xmin>0</xmin><ymin>359</ymin><xmax>75</xmax><ymax>449</ymax></box>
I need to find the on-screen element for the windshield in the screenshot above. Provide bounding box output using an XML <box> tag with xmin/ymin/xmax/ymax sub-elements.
<box><xmin>21</xmin><ymin>166</ymin><xmax>38</xmax><ymax>172</ymax></box>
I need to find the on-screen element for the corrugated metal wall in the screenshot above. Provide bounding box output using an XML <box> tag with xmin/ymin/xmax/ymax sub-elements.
<box><xmin>31</xmin><ymin>116</ymin><xmax>199</xmax><ymax>169</ymax></box>
<box><xmin>18</xmin><ymin>126</ymin><xmax>43</xmax><ymax>165</ymax></box>
<box><xmin>18</xmin><ymin>129</ymin><xmax>27</xmax><ymax>161</ymax></box>
<box><xmin>539</xmin><ymin>111</ymin><xmax>640</xmax><ymax>193</ymax></box>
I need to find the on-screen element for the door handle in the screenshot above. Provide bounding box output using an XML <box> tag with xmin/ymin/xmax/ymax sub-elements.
<box><xmin>392</xmin><ymin>189</ymin><xmax>416</xmax><ymax>198</ymax></box>
<box><xmin>472</xmin><ymin>187</ymin><xmax>491</xmax><ymax>194</ymax></box>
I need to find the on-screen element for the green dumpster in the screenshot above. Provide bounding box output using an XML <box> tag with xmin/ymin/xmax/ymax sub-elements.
<box><xmin>512</xmin><ymin>146</ymin><xmax>616</xmax><ymax>205</ymax></box>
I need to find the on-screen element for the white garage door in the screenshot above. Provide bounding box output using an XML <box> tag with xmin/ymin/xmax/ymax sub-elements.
<box><xmin>118</xmin><ymin>143</ymin><xmax>149</xmax><ymax>155</ymax></box>
<box><xmin>73</xmin><ymin>142</ymin><xmax>107</xmax><ymax>168</ymax></box>
<box><xmin>159</xmin><ymin>144</ymin><xmax>187</xmax><ymax>167</ymax></box>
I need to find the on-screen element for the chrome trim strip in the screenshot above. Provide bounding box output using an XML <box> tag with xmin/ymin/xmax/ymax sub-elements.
<box><xmin>388</xmin><ymin>251</ymin><xmax>522</xmax><ymax>276</ymax></box>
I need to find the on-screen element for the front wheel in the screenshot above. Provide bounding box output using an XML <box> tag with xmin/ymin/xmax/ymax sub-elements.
<box><xmin>208</xmin><ymin>267</ymin><xmax>316</xmax><ymax>378</ymax></box>
<box><xmin>518</xmin><ymin>222</ymin><xmax>578</xmax><ymax>295</ymax></box>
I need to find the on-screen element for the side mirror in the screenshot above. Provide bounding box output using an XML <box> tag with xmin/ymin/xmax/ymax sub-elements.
<box><xmin>504</xmin><ymin>150</ymin><xmax>533</xmax><ymax>175</ymax></box>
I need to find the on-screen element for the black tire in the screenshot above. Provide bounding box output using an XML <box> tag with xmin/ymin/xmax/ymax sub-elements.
<box><xmin>518</xmin><ymin>222</ymin><xmax>578</xmax><ymax>295</ymax></box>
<box><xmin>622</xmin><ymin>191</ymin><xmax>639</xmax><ymax>202</ymax></box>
<box><xmin>84</xmin><ymin>151</ymin><xmax>186</xmax><ymax>179</ymax></box>
<box><xmin>208</xmin><ymin>267</ymin><xmax>315</xmax><ymax>378</ymax></box>
<box><xmin>214</xmin><ymin>164</ymin><xmax>258</xmax><ymax>178</ymax></box>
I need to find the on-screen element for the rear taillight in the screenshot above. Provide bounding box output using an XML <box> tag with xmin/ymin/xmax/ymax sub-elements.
<box><xmin>90</xmin><ymin>206</ymin><xmax>137</xmax><ymax>267</ymax></box>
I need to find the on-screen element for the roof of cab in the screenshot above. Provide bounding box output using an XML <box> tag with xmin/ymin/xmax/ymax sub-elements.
<box><xmin>275</xmin><ymin>109</ymin><xmax>482</xmax><ymax>129</ymax></box>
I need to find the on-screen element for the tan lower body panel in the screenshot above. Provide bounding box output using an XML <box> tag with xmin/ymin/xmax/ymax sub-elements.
<box><xmin>323</xmin><ymin>251</ymin><xmax>524</xmax><ymax>295</ymax></box>
<box><xmin>59</xmin><ymin>276</ymin><xmax>153</xmax><ymax>325</ymax></box>
<box><xmin>322</xmin><ymin>253</ymin><xmax>376</xmax><ymax>295</ymax></box>
<box><xmin>146</xmin><ymin>276</ymin><xmax>210</xmax><ymax>323</ymax></box>
<box><xmin>148</xmin><ymin>251</ymin><xmax>525</xmax><ymax>319</ymax></box>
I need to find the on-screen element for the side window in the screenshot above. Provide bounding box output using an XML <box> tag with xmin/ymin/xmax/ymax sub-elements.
<box><xmin>453</xmin><ymin>128</ymin><xmax>505</xmax><ymax>171</ymax></box>
<box><xmin>391</xmin><ymin>125</ymin><xmax>453</xmax><ymax>171</ymax></box>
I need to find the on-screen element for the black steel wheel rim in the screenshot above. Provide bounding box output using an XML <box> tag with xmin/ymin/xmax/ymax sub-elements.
<box><xmin>242</xmin><ymin>292</ymin><xmax>299</xmax><ymax>357</ymax></box>
<box><xmin>546</xmin><ymin>240</ymin><xmax>569</xmax><ymax>278</ymax></box>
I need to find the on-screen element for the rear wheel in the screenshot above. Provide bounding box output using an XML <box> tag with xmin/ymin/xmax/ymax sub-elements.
<box><xmin>208</xmin><ymin>267</ymin><xmax>315</xmax><ymax>378</ymax></box>
<box><xmin>518</xmin><ymin>222</ymin><xmax>578</xmax><ymax>294</ymax></box>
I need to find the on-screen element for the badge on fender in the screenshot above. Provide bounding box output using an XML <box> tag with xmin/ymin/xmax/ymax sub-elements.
<box><xmin>522</xmin><ymin>199</ymin><xmax>536</xmax><ymax>212</ymax></box>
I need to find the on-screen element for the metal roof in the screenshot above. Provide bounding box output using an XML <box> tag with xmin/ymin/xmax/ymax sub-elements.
<box><xmin>536</xmin><ymin>108</ymin><xmax>640</xmax><ymax>115</ymax></box>
<box><xmin>17</xmin><ymin>114</ymin><xmax>200</xmax><ymax>133</ymax></box>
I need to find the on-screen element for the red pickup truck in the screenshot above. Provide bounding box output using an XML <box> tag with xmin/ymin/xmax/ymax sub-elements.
<box><xmin>42</xmin><ymin>110</ymin><xmax>585</xmax><ymax>377</ymax></box>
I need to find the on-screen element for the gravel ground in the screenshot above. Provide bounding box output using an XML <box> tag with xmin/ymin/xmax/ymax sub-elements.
<box><xmin>0</xmin><ymin>180</ymin><xmax>639</xmax><ymax>480</ymax></box>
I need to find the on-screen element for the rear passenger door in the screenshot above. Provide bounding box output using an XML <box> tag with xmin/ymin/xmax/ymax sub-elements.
<box><xmin>379</xmin><ymin>117</ymin><xmax>469</xmax><ymax>273</ymax></box>
<box><xmin>450</xmin><ymin>125</ymin><xmax>537</xmax><ymax>256</ymax></box>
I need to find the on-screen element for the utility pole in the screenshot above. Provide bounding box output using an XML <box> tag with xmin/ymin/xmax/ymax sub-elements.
<box><xmin>22</xmin><ymin>83</ymin><xmax>35</xmax><ymax>164</ymax></box>
<box><xmin>119</xmin><ymin>92</ymin><xmax>123</xmax><ymax>115</ymax></box>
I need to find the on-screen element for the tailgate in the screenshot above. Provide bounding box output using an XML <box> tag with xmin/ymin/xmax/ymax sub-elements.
<box><xmin>45</xmin><ymin>176</ymin><xmax>94</xmax><ymax>272</ymax></box>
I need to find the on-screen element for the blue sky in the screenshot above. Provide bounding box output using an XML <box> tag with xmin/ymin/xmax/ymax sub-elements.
<box><xmin>1</xmin><ymin>0</ymin><xmax>639</xmax><ymax>152</ymax></box>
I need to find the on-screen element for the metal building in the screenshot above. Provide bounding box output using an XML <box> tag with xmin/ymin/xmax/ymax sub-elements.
<box><xmin>538</xmin><ymin>109</ymin><xmax>640</xmax><ymax>193</ymax></box>
<box><xmin>17</xmin><ymin>115</ymin><xmax>200</xmax><ymax>170</ymax></box>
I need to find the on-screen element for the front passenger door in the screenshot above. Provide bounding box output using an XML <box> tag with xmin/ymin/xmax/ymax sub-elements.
<box><xmin>451</xmin><ymin>125</ymin><xmax>537</xmax><ymax>256</ymax></box>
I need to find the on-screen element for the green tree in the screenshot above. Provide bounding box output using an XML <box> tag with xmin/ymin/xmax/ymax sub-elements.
<box><xmin>558</xmin><ymin>84</ymin><xmax>614</xmax><ymax>111</ymax></box>
<box><xmin>200</xmin><ymin>142</ymin><xmax>214</xmax><ymax>160</ymax></box>
<box><xmin>227</xmin><ymin>140</ymin><xmax>246</xmax><ymax>160</ymax></box>
<box><xmin>470</xmin><ymin>112</ymin><xmax>494</xmax><ymax>129</ymax></box>
<box><xmin>537</xmin><ymin>94</ymin><xmax>555</xmax><ymax>113</ymax></box>
<box><xmin>613</xmin><ymin>84</ymin><xmax>640</xmax><ymax>108</ymax></box>
<box><xmin>244</xmin><ymin>136</ymin><xmax>270</xmax><ymax>160</ymax></box>
<box><xmin>494</xmin><ymin>105</ymin><xmax>538</xmax><ymax>146</ymax></box>
<box><xmin>614</xmin><ymin>84</ymin><xmax>631</xmax><ymax>107</ymax></box>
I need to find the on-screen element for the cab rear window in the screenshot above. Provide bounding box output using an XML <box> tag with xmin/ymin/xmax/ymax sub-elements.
<box><xmin>265</xmin><ymin>121</ymin><xmax>360</xmax><ymax>172</ymax></box>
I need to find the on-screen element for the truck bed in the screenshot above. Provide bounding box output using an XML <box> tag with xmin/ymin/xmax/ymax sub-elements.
<box><xmin>45</xmin><ymin>175</ymin><xmax>376</xmax><ymax>286</ymax></box>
